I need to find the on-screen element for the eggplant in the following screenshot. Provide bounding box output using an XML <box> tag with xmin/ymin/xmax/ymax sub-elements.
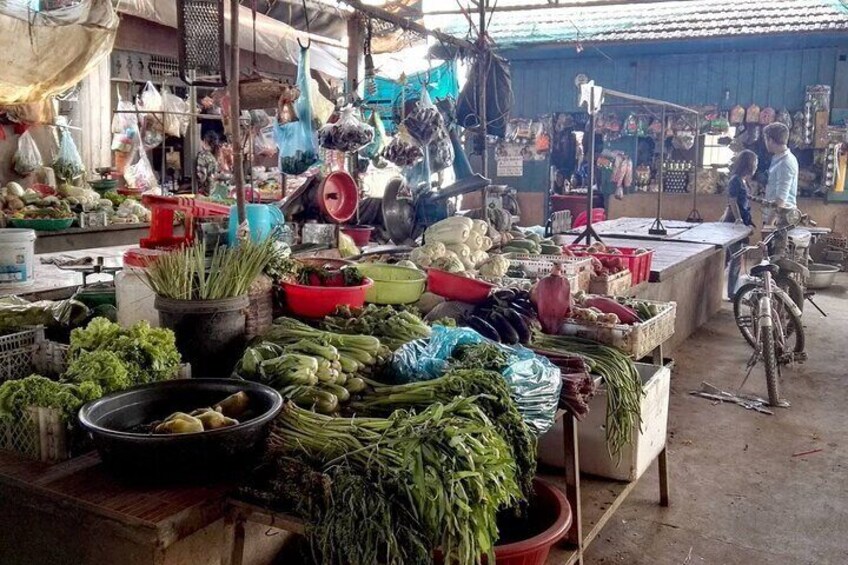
<box><xmin>500</xmin><ymin>308</ymin><xmax>531</xmax><ymax>344</ymax></box>
<box><xmin>489</xmin><ymin>312</ymin><xmax>520</xmax><ymax>345</ymax></box>
<box><xmin>467</xmin><ymin>316</ymin><xmax>501</xmax><ymax>342</ymax></box>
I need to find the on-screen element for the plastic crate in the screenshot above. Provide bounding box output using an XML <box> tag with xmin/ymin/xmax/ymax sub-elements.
<box><xmin>566</xmin><ymin>246</ymin><xmax>654</xmax><ymax>285</ymax></box>
<box><xmin>0</xmin><ymin>328</ymin><xmax>68</xmax><ymax>383</ymax></box>
<box><xmin>589</xmin><ymin>269</ymin><xmax>632</xmax><ymax>296</ymax></box>
<box><xmin>559</xmin><ymin>300</ymin><xmax>676</xmax><ymax>360</ymax></box>
<box><xmin>504</xmin><ymin>253</ymin><xmax>593</xmax><ymax>279</ymax></box>
<box><xmin>0</xmin><ymin>407</ymin><xmax>70</xmax><ymax>463</ymax></box>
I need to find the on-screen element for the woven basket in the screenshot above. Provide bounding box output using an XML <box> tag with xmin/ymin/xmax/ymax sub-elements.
<box><xmin>589</xmin><ymin>270</ymin><xmax>632</xmax><ymax>296</ymax></box>
<box><xmin>239</xmin><ymin>76</ymin><xmax>284</xmax><ymax>111</ymax></box>
<box><xmin>246</xmin><ymin>274</ymin><xmax>274</xmax><ymax>340</ymax></box>
<box><xmin>559</xmin><ymin>300</ymin><xmax>677</xmax><ymax>359</ymax></box>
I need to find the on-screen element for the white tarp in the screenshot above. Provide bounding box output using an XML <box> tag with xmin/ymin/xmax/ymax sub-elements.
<box><xmin>0</xmin><ymin>0</ymin><xmax>118</xmax><ymax>105</ymax></box>
<box><xmin>118</xmin><ymin>0</ymin><xmax>347</xmax><ymax>79</ymax></box>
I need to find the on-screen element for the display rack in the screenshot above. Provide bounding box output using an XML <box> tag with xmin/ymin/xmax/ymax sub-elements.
<box><xmin>574</xmin><ymin>84</ymin><xmax>701</xmax><ymax>244</ymax></box>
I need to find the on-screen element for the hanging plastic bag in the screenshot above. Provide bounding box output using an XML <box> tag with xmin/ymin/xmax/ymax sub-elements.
<box><xmin>162</xmin><ymin>87</ymin><xmax>189</xmax><ymax>138</ymax></box>
<box><xmin>274</xmin><ymin>47</ymin><xmax>319</xmax><ymax>175</ymax></box>
<box><xmin>360</xmin><ymin>109</ymin><xmax>387</xmax><ymax>160</ymax></box>
<box><xmin>111</xmin><ymin>91</ymin><xmax>138</xmax><ymax>134</ymax></box>
<box><xmin>123</xmin><ymin>131</ymin><xmax>159</xmax><ymax>193</ymax></box>
<box><xmin>383</xmin><ymin>124</ymin><xmax>423</xmax><ymax>167</ymax></box>
<box><xmin>390</xmin><ymin>325</ymin><xmax>561</xmax><ymax>434</ymax></box>
<box><xmin>254</xmin><ymin>125</ymin><xmax>278</xmax><ymax>157</ymax></box>
<box><xmin>111</xmin><ymin>125</ymin><xmax>137</xmax><ymax>153</ymax></box>
<box><xmin>318</xmin><ymin>105</ymin><xmax>374</xmax><ymax>153</ymax></box>
<box><xmin>403</xmin><ymin>91</ymin><xmax>444</xmax><ymax>146</ymax></box>
<box><xmin>53</xmin><ymin>125</ymin><xmax>85</xmax><ymax>184</ymax></box>
<box><xmin>13</xmin><ymin>129</ymin><xmax>43</xmax><ymax>176</ymax></box>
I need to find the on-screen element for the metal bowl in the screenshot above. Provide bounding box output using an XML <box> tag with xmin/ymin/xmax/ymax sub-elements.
<box><xmin>79</xmin><ymin>379</ymin><xmax>283</xmax><ymax>481</ymax></box>
<box><xmin>807</xmin><ymin>263</ymin><xmax>840</xmax><ymax>289</ymax></box>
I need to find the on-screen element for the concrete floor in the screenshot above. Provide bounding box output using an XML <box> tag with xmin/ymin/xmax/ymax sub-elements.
<box><xmin>585</xmin><ymin>275</ymin><xmax>848</xmax><ymax>565</ymax></box>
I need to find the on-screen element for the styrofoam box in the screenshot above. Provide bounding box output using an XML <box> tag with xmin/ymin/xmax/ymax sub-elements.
<box><xmin>538</xmin><ymin>363</ymin><xmax>670</xmax><ymax>482</ymax></box>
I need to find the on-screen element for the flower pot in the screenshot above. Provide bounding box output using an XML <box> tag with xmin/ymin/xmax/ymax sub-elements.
<box><xmin>154</xmin><ymin>295</ymin><xmax>249</xmax><ymax>379</ymax></box>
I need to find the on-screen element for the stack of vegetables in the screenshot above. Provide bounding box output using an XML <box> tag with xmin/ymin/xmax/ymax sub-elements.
<box><xmin>320</xmin><ymin>304</ymin><xmax>431</xmax><ymax>350</ymax></box>
<box><xmin>411</xmin><ymin>216</ymin><xmax>497</xmax><ymax>274</ymax></box>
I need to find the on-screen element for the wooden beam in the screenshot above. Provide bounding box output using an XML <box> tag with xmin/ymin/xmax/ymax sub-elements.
<box><xmin>340</xmin><ymin>0</ymin><xmax>477</xmax><ymax>53</ymax></box>
<box><xmin>346</xmin><ymin>13</ymin><xmax>365</xmax><ymax>96</ymax></box>
<box><xmin>230</xmin><ymin>0</ymin><xmax>246</xmax><ymax>224</ymax></box>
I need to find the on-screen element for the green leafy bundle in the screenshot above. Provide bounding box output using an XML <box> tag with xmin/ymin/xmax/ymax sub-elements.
<box><xmin>0</xmin><ymin>375</ymin><xmax>102</xmax><ymax>422</ymax></box>
<box><xmin>320</xmin><ymin>304</ymin><xmax>432</xmax><ymax>351</ymax></box>
<box><xmin>64</xmin><ymin>350</ymin><xmax>131</xmax><ymax>393</ymax></box>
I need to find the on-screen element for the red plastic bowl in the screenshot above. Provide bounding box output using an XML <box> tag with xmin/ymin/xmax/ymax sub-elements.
<box><xmin>427</xmin><ymin>269</ymin><xmax>494</xmax><ymax>304</ymax></box>
<box><xmin>318</xmin><ymin>171</ymin><xmax>359</xmax><ymax>224</ymax></box>
<box><xmin>341</xmin><ymin>225</ymin><xmax>374</xmax><ymax>247</ymax></box>
<box><xmin>281</xmin><ymin>279</ymin><xmax>373</xmax><ymax>319</ymax></box>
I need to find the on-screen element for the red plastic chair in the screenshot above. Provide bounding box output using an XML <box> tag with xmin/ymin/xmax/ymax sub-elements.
<box><xmin>572</xmin><ymin>208</ymin><xmax>606</xmax><ymax>229</ymax></box>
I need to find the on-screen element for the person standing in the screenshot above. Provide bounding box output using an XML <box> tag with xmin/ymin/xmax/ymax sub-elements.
<box><xmin>723</xmin><ymin>150</ymin><xmax>757</xmax><ymax>299</ymax></box>
<box><xmin>195</xmin><ymin>131</ymin><xmax>221</xmax><ymax>196</ymax></box>
<box><xmin>763</xmin><ymin>122</ymin><xmax>799</xmax><ymax>259</ymax></box>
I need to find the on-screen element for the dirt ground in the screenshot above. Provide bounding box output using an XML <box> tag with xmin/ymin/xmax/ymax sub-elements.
<box><xmin>584</xmin><ymin>276</ymin><xmax>848</xmax><ymax>565</ymax></box>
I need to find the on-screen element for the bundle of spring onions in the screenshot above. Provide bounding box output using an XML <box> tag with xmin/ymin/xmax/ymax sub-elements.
<box><xmin>145</xmin><ymin>239</ymin><xmax>274</xmax><ymax>301</ymax></box>
<box><xmin>531</xmin><ymin>332</ymin><xmax>643</xmax><ymax>458</ymax></box>
<box><xmin>270</xmin><ymin>397</ymin><xmax>522</xmax><ymax>565</ymax></box>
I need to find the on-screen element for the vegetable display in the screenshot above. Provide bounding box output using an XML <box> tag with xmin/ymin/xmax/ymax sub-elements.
<box><xmin>0</xmin><ymin>375</ymin><xmax>102</xmax><ymax>422</ymax></box>
<box><xmin>531</xmin><ymin>263</ymin><xmax>572</xmax><ymax>334</ymax></box>
<box><xmin>531</xmin><ymin>333</ymin><xmax>643</xmax><ymax>458</ymax></box>
<box><xmin>270</xmin><ymin>397</ymin><xmax>522</xmax><ymax>565</ymax></box>
<box><xmin>139</xmin><ymin>392</ymin><xmax>250</xmax><ymax>434</ymax></box>
<box><xmin>145</xmin><ymin>240</ymin><xmax>274</xmax><ymax>301</ymax></box>
<box><xmin>317</xmin><ymin>106</ymin><xmax>374</xmax><ymax>153</ymax></box>
<box><xmin>320</xmin><ymin>304</ymin><xmax>431</xmax><ymax>351</ymax></box>
<box><xmin>467</xmin><ymin>288</ymin><xmax>537</xmax><ymax>345</ymax></box>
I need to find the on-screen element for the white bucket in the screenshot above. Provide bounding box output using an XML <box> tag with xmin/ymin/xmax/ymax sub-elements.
<box><xmin>0</xmin><ymin>229</ymin><xmax>36</xmax><ymax>292</ymax></box>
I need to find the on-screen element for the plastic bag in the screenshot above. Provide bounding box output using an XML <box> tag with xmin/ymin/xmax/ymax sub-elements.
<box><xmin>162</xmin><ymin>87</ymin><xmax>189</xmax><ymax>138</ymax></box>
<box><xmin>383</xmin><ymin>124</ymin><xmax>423</xmax><ymax>167</ymax></box>
<box><xmin>0</xmin><ymin>295</ymin><xmax>89</xmax><ymax>333</ymax></box>
<box><xmin>111</xmin><ymin>125</ymin><xmax>136</xmax><ymax>153</ymax></box>
<box><xmin>53</xmin><ymin>126</ymin><xmax>85</xmax><ymax>183</ymax></box>
<box><xmin>13</xmin><ymin>130</ymin><xmax>43</xmax><ymax>176</ymax></box>
<box><xmin>318</xmin><ymin>106</ymin><xmax>374</xmax><ymax>153</ymax></box>
<box><xmin>111</xmin><ymin>95</ymin><xmax>138</xmax><ymax>134</ymax></box>
<box><xmin>123</xmin><ymin>133</ymin><xmax>159</xmax><ymax>193</ymax></box>
<box><xmin>403</xmin><ymin>91</ymin><xmax>444</xmax><ymax>146</ymax></box>
<box><xmin>360</xmin><ymin>109</ymin><xmax>387</xmax><ymax>161</ymax></box>
<box><xmin>274</xmin><ymin>47</ymin><xmax>319</xmax><ymax>175</ymax></box>
<box><xmin>254</xmin><ymin>125</ymin><xmax>278</xmax><ymax>157</ymax></box>
<box><xmin>390</xmin><ymin>325</ymin><xmax>562</xmax><ymax>434</ymax></box>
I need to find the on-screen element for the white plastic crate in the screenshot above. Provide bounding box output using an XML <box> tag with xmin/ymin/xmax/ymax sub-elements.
<box><xmin>0</xmin><ymin>327</ymin><xmax>68</xmax><ymax>382</ymax></box>
<box><xmin>505</xmin><ymin>253</ymin><xmax>593</xmax><ymax>279</ymax></box>
<box><xmin>0</xmin><ymin>407</ymin><xmax>69</xmax><ymax>462</ymax></box>
<box><xmin>537</xmin><ymin>363</ymin><xmax>670</xmax><ymax>482</ymax></box>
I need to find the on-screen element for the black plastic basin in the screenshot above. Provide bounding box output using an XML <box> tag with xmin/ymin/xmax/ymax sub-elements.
<box><xmin>78</xmin><ymin>379</ymin><xmax>283</xmax><ymax>481</ymax></box>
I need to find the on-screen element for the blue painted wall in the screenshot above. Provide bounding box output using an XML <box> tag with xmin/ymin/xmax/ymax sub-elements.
<box><xmin>505</xmin><ymin>38</ymin><xmax>848</xmax><ymax>118</ymax></box>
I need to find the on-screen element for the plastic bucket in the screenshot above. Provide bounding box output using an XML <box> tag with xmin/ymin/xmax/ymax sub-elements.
<box><xmin>0</xmin><ymin>228</ymin><xmax>36</xmax><ymax>292</ymax></box>
<box><xmin>426</xmin><ymin>268</ymin><xmax>494</xmax><ymax>304</ymax></box>
<box><xmin>154</xmin><ymin>295</ymin><xmax>249</xmax><ymax>379</ymax></box>
<box><xmin>340</xmin><ymin>225</ymin><xmax>373</xmax><ymax>247</ymax></box>
<box><xmin>228</xmin><ymin>204</ymin><xmax>284</xmax><ymax>244</ymax></box>
<box><xmin>280</xmin><ymin>279</ymin><xmax>372</xmax><ymax>318</ymax></box>
<box><xmin>355</xmin><ymin>263</ymin><xmax>426</xmax><ymax>304</ymax></box>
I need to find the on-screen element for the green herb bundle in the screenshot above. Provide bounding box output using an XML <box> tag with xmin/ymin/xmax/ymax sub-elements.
<box><xmin>532</xmin><ymin>332</ymin><xmax>644</xmax><ymax>458</ymax></box>
<box><xmin>270</xmin><ymin>397</ymin><xmax>522</xmax><ymax>565</ymax></box>
<box><xmin>320</xmin><ymin>304</ymin><xmax>432</xmax><ymax>350</ymax></box>
<box><xmin>145</xmin><ymin>240</ymin><xmax>274</xmax><ymax>301</ymax></box>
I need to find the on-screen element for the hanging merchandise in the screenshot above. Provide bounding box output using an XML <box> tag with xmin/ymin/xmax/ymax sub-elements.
<box><xmin>162</xmin><ymin>87</ymin><xmax>189</xmax><ymax>138</ymax></box>
<box><xmin>254</xmin><ymin>125</ymin><xmax>277</xmax><ymax>157</ymax></box>
<box><xmin>111</xmin><ymin>94</ymin><xmax>138</xmax><ymax>134</ymax></box>
<box><xmin>745</xmin><ymin>104</ymin><xmax>761</xmax><ymax>124</ymax></box>
<box><xmin>759</xmin><ymin>107</ymin><xmax>776</xmax><ymax>126</ymax></box>
<box><xmin>803</xmin><ymin>99</ymin><xmax>814</xmax><ymax>146</ymax></box>
<box><xmin>276</xmin><ymin>82</ymin><xmax>301</xmax><ymax>125</ymax></box>
<box><xmin>274</xmin><ymin>46</ymin><xmax>319</xmax><ymax>175</ymax></box>
<box><xmin>648</xmin><ymin>118</ymin><xmax>663</xmax><ymax>139</ymax></box>
<box><xmin>318</xmin><ymin>105</ymin><xmax>374</xmax><ymax>153</ymax></box>
<box><xmin>789</xmin><ymin>111</ymin><xmax>806</xmax><ymax>148</ymax></box>
<box><xmin>636</xmin><ymin>115</ymin><xmax>650</xmax><ymax>137</ymax></box>
<box><xmin>604</xmin><ymin>113</ymin><xmax>622</xmax><ymax>141</ymax></box>
<box><xmin>428</xmin><ymin>127</ymin><xmax>454</xmax><ymax>173</ymax></box>
<box><xmin>138</xmin><ymin>82</ymin><xmax>164</xmax><ymax>136</ymax></box>
<box><xmin>13</xmin><ymin>129</ymin><xmax>43</xmax><ymax>176</ymax></box>
<box><xmin>140</xmin><ymin>116</ymin><xmax>165</xmax><ymax>150</ymax></box>
<box><xmin>404</xmin><ymin>91</ymin><xmax>445</xmax><ymax>146</ymax></box>
<box><xmin>456</xmin><ymin>50</ymin><xmax>514</xmax><ymax>138</ymax></box>
<box><xmin>360</xmin><ymin>109</ymin><xmax>387</xmax><ymax>164</ymax></box>
<box><xmin>777</xmin><ymin>109</ymin><xmax>793</xmax><ymax>129</ymax></box>
<box><xmin>672</xmin><ymin>116</ymin><xmax>696</xmax><ymax>151</ymax></box>
<box><xmin>534</xmin><ymin>119</ymin><xmax>551</xmax><ymax>153</ymax></box>
<box><xmin>111</xmin><ymin>125</ymin><xmax>136</xmax><ymax>154</ymax></box>
<box><xmin>53</xmin><ymin>125</ymin><xmax>85</xmax><ymax>184</ymax></box>
<box><xmin>367</xmin><ymin>62</ymin><xmax>459</xmax><ymax>134</ymax></box>
<box><xmin>123</xmin><ymin>130</ymin><xmax>159</xmax><ymax>194</ymax></box>
<box><xmin>383</xmin><ymin>124</ymin><xmax>424</xmax><ymax>167</ymax></box>
<box><xmin>623</xmin><ymin>113</ymin><xmax>639</xmax><ymax>136</ymax></box>
<box><xmin>729</xmin><ymin>105</ymin><xmax>746</xmax><ymax>125</ymax></box>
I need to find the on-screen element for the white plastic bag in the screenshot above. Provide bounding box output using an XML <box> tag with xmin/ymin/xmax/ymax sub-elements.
<box><xmin>111</xmin><ymin>95</ymin><xmax>137</xmax><ymax>134</ymax></box>
<box><xmin>137</xmin><ymin>81</ymin><xmax>164</xmax><ymax>140</ymax></box>
<box><xmin>13</xmin><ymin>130</ymin><xmax>43</xmax><ymax>176</ymax></box>
<box><xmin>123</xmin><ymin>135</ymin><xmax>159</xmax><ymax>194</ymax></box>
<box><xmin>162</xmin><ymin>87</ymin><xmax>188</xmax><ymax>138</ymax></box>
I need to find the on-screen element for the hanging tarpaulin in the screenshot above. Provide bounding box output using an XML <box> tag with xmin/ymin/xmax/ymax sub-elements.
<box><xmin>364</xmin><ymin>61</ymin><xmax>460</xmax><ymax>134</ymax></box>
<box><xmin>0</xmin><ymin>0</ymin><xmax>118</xmax><ymax>106</ymax></box>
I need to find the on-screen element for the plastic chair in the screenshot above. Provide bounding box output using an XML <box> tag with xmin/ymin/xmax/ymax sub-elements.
<box><xmin>572</xmin><ymin>208</ymin><xmax>606</xmax><ymax>229</ymax></box>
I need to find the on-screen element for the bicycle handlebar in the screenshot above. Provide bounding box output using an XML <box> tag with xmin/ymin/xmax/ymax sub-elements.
<box><xmin>731</xmin><ymin>223</ymin><xmax>793</xmax><ymax>260</ymax></box>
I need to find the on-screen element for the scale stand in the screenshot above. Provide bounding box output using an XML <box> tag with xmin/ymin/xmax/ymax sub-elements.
<box><xmin>573</xmin><ymin>224</ymin><xmax>603</xmax><ymax>245</ymax></box>
<box><xmin>648</xmin><ymin>217</ymin><xmax>667</xmax><ymax>236</ymax></box>
<box><xmin>686</xmin><ymin>208</ymin><xmax>703</xmax><ymax>223</ymax></box>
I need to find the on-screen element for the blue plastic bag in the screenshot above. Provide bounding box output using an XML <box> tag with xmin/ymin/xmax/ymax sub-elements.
<box><xmin>391</xmin><ymin>325</ymin><xmax>561</xmax><ymax>434</ymax></box>
<box><xmin>274</xmin><ymin>47</ymin><xmax>319</xmax><ymax>175</ymax></box>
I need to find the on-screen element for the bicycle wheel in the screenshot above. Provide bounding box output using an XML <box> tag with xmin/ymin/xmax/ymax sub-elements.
<box><xmin>777</xmin><ymin>274</ymin><xmax>804</xmax><ymax>313</ymax></box>
<box><xmin>733</xmin><ymin>283</ymin><xmax>805</xmax><ymax>357</ymax></box>
<box><xmin>761</xmin><ymin>328</ymin><xmax>781</xmax><ymax>406</ymax></box>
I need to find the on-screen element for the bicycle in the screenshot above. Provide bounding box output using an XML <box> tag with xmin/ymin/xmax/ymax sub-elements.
<box><xmin>731</xmin><ymin>223</ymin><xmax>806</xmax><ymax>407</ymax></box>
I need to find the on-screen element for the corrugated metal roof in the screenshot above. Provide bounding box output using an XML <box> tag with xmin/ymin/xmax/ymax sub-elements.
<box><xmin>425</xmin><ymin>0</ymin><xmax>848</xmax><ymax>47</ymax></box>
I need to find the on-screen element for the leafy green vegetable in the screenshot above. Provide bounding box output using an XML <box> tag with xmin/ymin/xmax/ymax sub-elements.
<box><xmin>450</xmin><ymin>342</ymin><xmax>510</xmax><ymax>372</ymax></box>
<box><xmin>64</xmin><ymin>350</ymin><xmax>131</xmax><ymax>393</ymax></box>
<box><xmin>321</xmin><ymin>305</ymin><xmax>431</xmax><ymax>351</ymax></box>
<box><xmin>69</xmin><ymin>318</ymin><xmax>181</xmax><ymax>385</ymax></box>
<box><xmin>0</xmin><ymin>375</ymin><xmax>102</xmax><ymax>422</ymax></box>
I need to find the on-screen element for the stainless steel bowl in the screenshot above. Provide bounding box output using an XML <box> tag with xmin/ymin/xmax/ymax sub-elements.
<box><xmin>807</xmin><ymin>263</ymin><xmax>840</xmax><ymax>289</ymax></box>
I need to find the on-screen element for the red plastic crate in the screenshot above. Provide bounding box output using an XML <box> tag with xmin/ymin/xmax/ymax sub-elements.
<box><xmin>566</xmin><ymin>245</ymin><xmax>654</xmax><ymax>285</ymax></box>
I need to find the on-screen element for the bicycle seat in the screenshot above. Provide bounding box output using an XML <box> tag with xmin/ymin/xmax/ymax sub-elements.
<box><xmin>751</xmin><ymin>263</ymin><xmax>780</xmax><ymax>277</ymax></box>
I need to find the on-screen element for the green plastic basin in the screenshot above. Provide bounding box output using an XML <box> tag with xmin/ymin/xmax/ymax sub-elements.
<box><xmin>355</xmin><ymin>263</ymin><xmax>426</xmax><ymax>305</ymax></box>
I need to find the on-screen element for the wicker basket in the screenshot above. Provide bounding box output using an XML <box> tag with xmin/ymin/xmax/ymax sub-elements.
<box><xmin>559</xmin><ymin>300</ymin><xmax>677</xmax><ymax>359</ymax></box>
<box><xmin>246</xmin><ymin>275</ymin><xmax>274</xmax><ymax>340</ymax></box>
<box><xmin>589</xmin><ymin>270</ymin><xmax>632</xmax><ymax>296</ymax></box>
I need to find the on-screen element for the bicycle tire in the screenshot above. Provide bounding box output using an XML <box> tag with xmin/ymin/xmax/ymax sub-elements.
<box><xmin>733</xmin><ymin>283</ymin><xmax>805</xmax><ymax>356</ymax></box>
<box><xmin>777</xmin><ymin>274</ymin><xmax>804</xmax><ymax>313</ymax></box>
<box><xmin>761</xmin><ymin>329</ymin><xmax>781</xmax><ymax>406</ymax></box>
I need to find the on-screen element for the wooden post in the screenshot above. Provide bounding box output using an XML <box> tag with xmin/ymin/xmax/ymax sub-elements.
<box><xmin>230</xmin><ymin>0</ymin><xmax>246</xmax><ymax>224</ymax></box>
<box><xmin>76</xmin><ymin>58</ymin><xmax>112</xmax><ymax>174</ymax></box>
<box><xmin>477</xmin><ymin>0</ymin><xmax>488</xmax><ymax>180</ymax></box>
<box><xmin>346</xmin><ymin>15</ymin><xmax>365</xmax><ymax>99</ymax></box>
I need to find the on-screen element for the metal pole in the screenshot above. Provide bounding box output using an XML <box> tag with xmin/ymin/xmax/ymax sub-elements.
<box><xmin>649</xmin><ymin>105</ymin><xmax>667</xmax><ymax>235</ymax></box>
<box><xmin>230</xmin><ymin>0</ymin><xmax>246</xmax><ymax>224</ymax></box>
<box><xmin>188</xmin><ymin>71</ymin><xmax>198</xmax><ymax>195</ymax></box>
<box><xmin>687</xmin><ymin>114</ymin><xmax>703</xmax><ymax>222</ymax></box>
<box><xmin>477</xmin><ymin>0</ymin><xmax>488</xmax><ymax>208</ymax></box>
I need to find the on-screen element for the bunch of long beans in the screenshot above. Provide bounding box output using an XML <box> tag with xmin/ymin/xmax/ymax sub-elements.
<box><xmin>531</xmin><ymin>332</ymin><xmax>643</xmax><ymax>459</ymax></box>
<box><xmin>352</xmin><ymin>369</ymin><xmax>537</xmax><ymax>499</ymax></box>
<box><xmin>145</xmin><ymin>239</ymin><xmax>274</xmax><ymax>300</ymax></box>
<box><xmin>270</xmin><ymin>397</ymin><xmax>522</xmax><ymax>565</ymax></box>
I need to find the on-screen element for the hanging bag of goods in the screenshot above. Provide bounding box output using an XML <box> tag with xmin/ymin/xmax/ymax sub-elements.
<box><xmin>382</xmin><ymin>124</ymin><xmax>424</xmax><ymax>167</ymax></box>
<box><xmin>274</xmin><ymin>46</ymin><xmax>319</xmax><ymax>175</ymax></box>
<box><xmin>403</xmin><ymin>91</ymin><xmax>445</xmax><ymax>146</ymax></box>
<box><xmin>53</xmin><ymin>124</ymin><xmax>85</xmax><ymax>184</ymax></box>
<box><xmin>318</xmin><ymin>105</ymin><xmax>374</xmax><ymax>153</ymax></box>
<box><xmin>359</xmin><ymin>109</ymin><xmax>388</xmax><ymax>165</ymax></box>
<box><xmin>13</xmin><ymin>129</ymin><xmax>43</xmax><ymax>176</ymax></box>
